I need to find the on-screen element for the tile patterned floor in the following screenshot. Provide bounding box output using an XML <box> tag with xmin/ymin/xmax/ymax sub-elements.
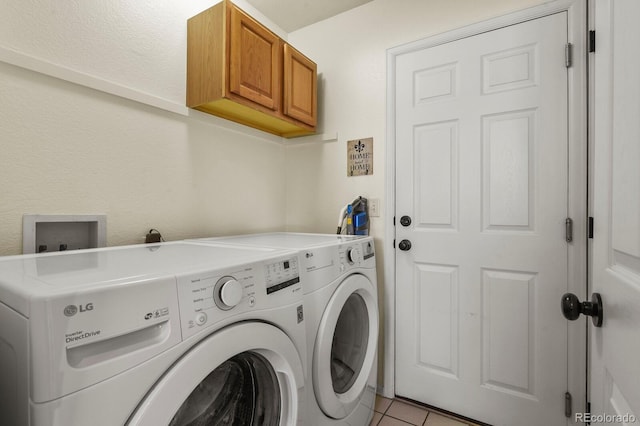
<box><xmin>371</xmin><ymin>395</ymin><xmax>482</xmax><ymax>426</ymax></box>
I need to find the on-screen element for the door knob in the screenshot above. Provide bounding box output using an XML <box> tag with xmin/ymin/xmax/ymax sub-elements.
<box><xmin>400</xmin><ymin>216</ymin><xmax>412</xmax><ymax>227</ymax></box>
<box><xmin>561</xmin><ymin>292</ymin><xmax>603</xmax><ymax>327</ymax></box>
<box><xmin>398</xmin><ymin>240</ymin><xmax>412</xmax><ymax>251</ymax></box>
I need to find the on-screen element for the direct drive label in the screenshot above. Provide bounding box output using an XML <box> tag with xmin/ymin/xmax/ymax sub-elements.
<box><xmin>65</xmin><ymin>329</ymin><xmax>101</xmax><ymax>344</ymax></box>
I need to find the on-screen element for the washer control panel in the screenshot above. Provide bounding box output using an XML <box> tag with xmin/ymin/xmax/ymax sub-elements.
<box><xmin>265</xmin><ymin>257</ymin><xmax>299</xmax><ymax>295</ymax></box>
<box><xmin>176</xmin><ymin>255</ymin><xmax>301</xmax><ymax>339</ymax></box>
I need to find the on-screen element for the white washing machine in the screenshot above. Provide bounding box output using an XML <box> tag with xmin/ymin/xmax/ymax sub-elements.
<box><xmin>191</xmin><ymin>233</ymin><xmax>379</xmax><ymax>426</ymax></box>
<box><xmin>0</xmin><ymin>241</ymin><xmax>307</xmax><ymax>426</ymax></box>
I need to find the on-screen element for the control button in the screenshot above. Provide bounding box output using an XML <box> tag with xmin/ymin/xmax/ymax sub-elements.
<box><xmin>249</xmin><ymin>296</ymin><xmax>256</xmax><ymax>307</ymax></box>
<box><xmin>220</xmin><ymin>279</ymin><xmax>243</xmax><ymax>307</ymax></box>
<box><xmin>347</xmin><ymin>247</ymin><xmax>362</xmax><ymax>264</ymax></box>
<box><xmin>214</xmin><ymin>276</ymin><xmax>244</xmax><ymax>310</ymax></box>
<box><xmin>195</xmin><ymin>312</ymin><xmax>207</xmax><ymax>326</ymax></box>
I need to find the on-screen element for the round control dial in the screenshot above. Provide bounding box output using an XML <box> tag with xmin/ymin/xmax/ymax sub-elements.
<box><xmin>214</xmin><ymin>276</ymin><xmax>243</xmax><ymax>310</ymax></box>
<box><xmin>347</xmin><ymin>247</ymin><xmax>362</xmax><ymax>264</ymax></box>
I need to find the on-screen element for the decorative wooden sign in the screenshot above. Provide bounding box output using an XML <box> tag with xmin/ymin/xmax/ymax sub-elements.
<box><xmin>347</xmin><ymin>137</ymin><xmax>373</xmax><ymax>176</ymax></box>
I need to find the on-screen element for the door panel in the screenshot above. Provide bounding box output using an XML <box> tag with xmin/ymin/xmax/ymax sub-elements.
<box><xmin>228</xmin><ymin>5</ymin><xmax>281</xmax><ymax>110</ymax></box>
<box><xmin>591</xmin><ymin>0</ymin><xmax>640</xmax><ymax>423</ymax></box>
<box><xmin>395</xmin><ymin>13</ymin><xmax>570</xmax><ymax>425</ymax></box>
<box><xmin>283</xmin><ymin>44</ymin><xmax>317</xmax><ymax>126</ymax></box>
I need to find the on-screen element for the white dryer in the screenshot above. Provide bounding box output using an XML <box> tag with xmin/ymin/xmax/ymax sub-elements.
<box><xmin>191</xmin><ymin>233</ymin><xmax>379</xmax><ymax>426</ymax></box>
<box><xmin>0</xmin><ymin>242</ymin><xmax>306</xmax><ymax>426</ymax></box>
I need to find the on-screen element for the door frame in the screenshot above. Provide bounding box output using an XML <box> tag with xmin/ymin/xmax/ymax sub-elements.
<box><xmin>383</xmin><ymin>0</ymin><xmax>588</xmax><ymax>417</ymax></box>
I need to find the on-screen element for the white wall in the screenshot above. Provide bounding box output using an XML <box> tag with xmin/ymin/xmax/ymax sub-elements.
<box><xmin>0</xmin><ymin>0</ymin><xmax>288</xmax><ymax>255</ymax></box>
<box><xmin>286</xmin><ymin>0</ymin><xmax>551</xmax><ymax>390</ymax></box>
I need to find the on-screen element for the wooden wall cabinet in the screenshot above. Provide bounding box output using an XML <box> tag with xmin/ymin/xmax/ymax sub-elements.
<box><xmin>187</xmin><ymin>0</ymin><xmax>317</xmax><ymax>138</ymax></box>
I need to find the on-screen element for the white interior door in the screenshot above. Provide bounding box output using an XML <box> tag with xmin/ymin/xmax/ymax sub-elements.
<box><xmin>590</xmin><ymin>0</ymin><xmax>640</xmax><ymax>423</ymax></box>
<box><xmin>395</xmin><ymin>13</ymin><xmax>574</xmax><ymax>425</ymax></box>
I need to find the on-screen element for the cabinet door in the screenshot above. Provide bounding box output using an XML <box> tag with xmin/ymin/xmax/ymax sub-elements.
<box><xmin>228</xmin><ymin>4</ymin><xmax>281</xmax><ymax>110</ymax></box>
<box><xmin>283</xmin><ymin>44</ymin><xmax>317</xmax><ymax>126</ymax></box>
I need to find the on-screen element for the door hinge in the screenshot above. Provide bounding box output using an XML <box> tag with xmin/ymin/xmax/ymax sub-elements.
<box><xmin>565</xmin><ymin>217</ymin><xmax>573</xmax><ymax>243</ymax></box>
<box><xmin>589</xmin><ymin>30</ymin><xmax>596</xmax><ymax>53</ymax></box>
<box><xmin>393</xmin><ymin>216</ymin><xmax>396</xmax><ymax>226</ymax></box>
<box><xmin>393</xmin><ymin>239</ymin><xmax>396</xmax><ymax>249</ymax></box>
<box><xmin>565</xmin><ymin>391</ymin><xmax>572</xmax><ymax>418</ymax></box>
<box><xmin>565</xmin><ymin>43</ymin><xmax>573</xmax><ymax>68</ymax></box>
<box><xmin>588</xmin><ymin>217</ymin><xmax>594</xmax><ymax>239</ymax></box>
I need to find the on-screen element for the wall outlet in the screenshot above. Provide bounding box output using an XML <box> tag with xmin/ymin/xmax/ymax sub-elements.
<box><xmin>369</xmin><ymin>198</ymin><xmax>380</xmax><ymax>217</ymax></box>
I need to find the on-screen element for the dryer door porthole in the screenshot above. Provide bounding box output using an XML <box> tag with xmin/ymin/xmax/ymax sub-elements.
<box><xmin>331</xmin><ymin>292</ymin><xmax>369</xmax><ymax>394</ymax></box>
<box><xmin>128</xmin><ymin>323</ymin><xmax>305</xmax><ymax>426</ymax></box>
<box><xmin>313</xmin><ymin>273</ymin><xmax>379</xmax><ymax>419</ymax></box>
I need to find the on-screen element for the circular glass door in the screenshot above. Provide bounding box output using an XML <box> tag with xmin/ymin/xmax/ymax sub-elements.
<box><xmin>128</xmin><ymin>322</ymin><xmax>304</xmax><ymax>426</ymax></box>
<box><xmin>313</xmin><ymin>273</ymin><xmax>378</xmax><ymax>419</ymax></box>
<box><xmin>169</xmin><ymin>352</ymin><xmax>280</xmax><ymax>425</ymax></box>
<box><xmin>331</xmin><ymin>293</ymin><xmax>369</xmax><ymax>394</ymax></box>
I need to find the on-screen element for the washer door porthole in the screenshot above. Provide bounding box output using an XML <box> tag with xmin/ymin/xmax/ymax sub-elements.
<box><xmin>169</xmin><ymin>352</ymin><xmax>280</xmax><ymax>426</ymax></box>
<box><xmin>127</xmin><ymin>323</ymin><xmax>304</xmax><ymax>426</ymax></box>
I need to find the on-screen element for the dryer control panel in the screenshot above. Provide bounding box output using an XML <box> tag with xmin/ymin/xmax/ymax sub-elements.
<box><xmin>176</xmin><ymin>255</ymin><xmax>301</xmax><ymax>339</ymax></box>
<box><xmin>339</xmin><ymin>239</ymin><xmax>375</xmax><ymax>272</ymax></box>
<box><xmin>299</xmin><ymin>236</ymin><xmax>375</xmax><ymax>294</ymax></box>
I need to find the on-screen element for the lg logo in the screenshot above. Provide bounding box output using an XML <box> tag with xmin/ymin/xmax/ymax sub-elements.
<box><xmin>63</xmin><ymin>303</ymin><xmax>94</xmax><ymax>317</ymax></box>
